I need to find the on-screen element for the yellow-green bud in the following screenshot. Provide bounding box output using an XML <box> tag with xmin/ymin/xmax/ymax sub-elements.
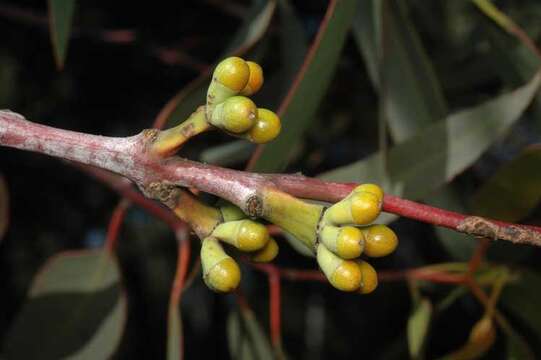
<box><xmin>212</xmin><ymin>219</ymin><xmax>269</xmax><ymax>252</ymax></box>
<box><xmin>201</xmin><ymin>237</ymin><xmax>241</xmax><ymax>292</ymax></box>
<box><xmin>317</xmin><ymin>244</ymin><xmax>362</xmax><ymax>292</ymax></box>
<box><xmin>251</xmin><ymin>237</ymin><xmax>279</xmax><ymax>263</ymax></box>
<box><xmin>248</xmin><ymin>108</ymin><xmax>281</xmax><ymax>144</ymax></box>
<box><xmin>354</xmin><ymin>183</ymin><xmax>384</xmax><ymax>202</ymax></box>
<box><xmin>240</xmin><ymin>61</ymin><xmax>264</xmax><ymax>96</ymax></box>
<box><xmin>361</xmin><ymin>224</ymin><xmax>398</xmax><ymax>258</ymax></box>
<box><xmin>211</xmin><ymin>96</ymin><xmax>257</xmax><ymax>133</ymax></box>
<box><xmin>320</xmin><ymin>225</ymin><xmax>364</xmax><ymax>260</ymax></box>
<box><xmin>357</xmin><ymin>260</ymin><xmax>378</xmax><ymax>294</ymax></box>
<box><xmin>213</xmin><ymin>57</ymin><xmax>250</xmax><ymax>93</ymax></box>
<box><xmin>324</xmin><ymin>185</ymin><xmax>383</xmax><ymax>226</ymax></box>
<box><xmin>218</xmin><ymin>201</ymin><xmax>246</xmax><ymax>222</ymax></box>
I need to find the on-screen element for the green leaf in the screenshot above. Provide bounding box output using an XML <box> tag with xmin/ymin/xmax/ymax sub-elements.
<box><xmin>320</xmin><ymin>72</ymin><xmax>541</xmax><ymax>219</ymax></box>
<box><xmin>472</xmin><ymin>145</ymin><xmax>541</xmax><ymax>262</ymax></box>
<box><xmin>160</xmin><ymin>0</ymin><xmax>276</xmax><ymax>129</ymax></box>
<box><xmin>277</xmin><ymin>0</ymin><xmax>308</xmax><ymax>97</ymax></box>
<box><xmin>283</xmin><ymin>231</ymin><xmax>315</xmax><ymax>258</ymax></box>
<box><xmin>352</xmin><ymin>0</ymin><xmax>380</xmax><ymax>88</ymax></box>
<box><xmin>227</xmin><ymin>307</ymin><xmax>274</xmax><ymax>360</ymax></box>
<box><xmin>506</xmin><ymin>328</ymin><xmax>535</xmax><ymax>360</ymax></box>
<box><xmin>501</xmin><ymin>270</ymin><xmax>541</xmax><ymax>336</ymax></box>
<box><xmin>480</xmin><ymin>13</ymin><xmax>541</xmax><ymax>130</ymax></box>
<box><xmin>407</xmin><ymin>298</ymin><xmax>432</xmax><ymax>360</ymax></box>
<box><xmin>429</xmin><ymin>189</ymin><xmax>476</xmax><ymax>260</ymax></box>
<box><xmin>354</xmin><ymin>0</ymin><xmax>448</xmax><ymax>142</ymax></box>
<box><xmin>167</xmin><ymin>303</ymin><xmax>183</xmax><ymax>360</ymax></box>
<box><xmin>3</xmin><ymin>250</ymin><xmax>127</xmax><ymax>359</ymax></box>
<box><xmin>0</xmin><ymin>175</ymin><xmax>8</xmax><ymax>242</ymax></box>
<box><xmin>48</xmin><ymin>0</ymin><xmax>76</xmax><ymax>70</ymax></box>
<box><xmin>249</xmin><ymin>0</ymin><xmax>358</xmax><ymax>172</ymax></box>
<box><xmin>472</xmin><ymin>145</ymin><xmax>541</xmax><ymax>222</ymax></box>
<box><xmin>200</xmin><ymin>141</ymin><xmax>255</xmax><ymax>166</ymax></box>
<box><xmin>355</xmin><ymin>0</ymin><xmax>481</xmax><ymax>260</ymax></box>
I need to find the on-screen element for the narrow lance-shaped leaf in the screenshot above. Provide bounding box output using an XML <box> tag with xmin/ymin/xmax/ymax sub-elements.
<box><xmin>354</xmin><ymin>0</ymin><xmax>448</xmax><ymax>142</ymax></box>
<box><xmin>320</xmin><ymin>72</ymin><xmax>541</xmax><ymax>223</ymax></box>
<box><xmin>227</xmin><ymin>307</ymin><xmax>274</xmax><ymax>360</ymax></box>
<box><xmin>167</xmin><ymin>304</ymin><xmax>183</xmax><ymax>360</ymax></box>
<box><xmin>3</xmin><ymin>250</ymin><xmax>127</xmax><ymax>359</ymax></box>
<box><xmin>472</xmin><ymin>145</ymin><xmax>541</xmax><ymax>222</ymax></box>
<box><xmin>249</xmin><ymin>0</ymin><xmax>358</xmax><ymax>172</ymax></box>
<box><xmin>407</xmin><ymin>298</ymin><xmax>432</xmax><ymax>360</ymax></box>
<box><xmin>501</xmin><ymin>271</ymin><xmax>541</xmax><ymax>334</ymax></box>
<box><xmin>355</xmin><ymin>0</ymin><xmax>475</xmax><ymax>259</ymax></box>
<box><xmin>48</xmin><ymin>0</ymin><xmax>76</xmax><ymax>70</ymax></box>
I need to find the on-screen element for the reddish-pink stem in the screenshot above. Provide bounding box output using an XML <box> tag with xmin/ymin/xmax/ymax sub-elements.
<box><xmin>1</xmin><ymin>110</ymin><xmax>540</xmax><ymax>246</ymax></box>
<box><xmin>251</xmin><ymin>263</ymin><xmax>282</xmax><ymax>348</ymax></box>
<box><xmin>105</xmin><ymin>199</ymin><xmax>130</xmax><ymax>251</ymax></box>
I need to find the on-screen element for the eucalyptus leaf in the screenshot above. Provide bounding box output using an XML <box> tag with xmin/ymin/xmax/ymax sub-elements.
<box><xmin>250</xmin><ymin>0</ymin><xmax>358</xmax><ymax>172</ymax></box>
<box><xmin>3</xmin><ymin>250</ymin><xmax>126</xmax><ymax>360</ymax></box>
<box><xmin>48</xmin><ymin>0</ymin><xmax>76</xmax><ymax>69</ymax></box>
<box><xmin>321</xmin><ymin>72</ymin><xmax>541</xmax><ymax>217</ymax></box>
<box><xmin>472</xmin><ymin>145</ymin><xmax>541</xmax><ymax>222</ymax></box>
<box><xmin>167</xmin><ymin>304</ymin><xmax>183</xmax><ymax>360</ymax></box>
<box><xmin>354</xmin><ymin>0</ymin><xmax>448</xmax><ymax>142</ymax></box>
<box><xmin>407</xmin><ymin>298</ymin><xmax>432</xmax><ymax>360</ymax></box>
<box><xmin>501</xmin><ymin>270</ymin><xmax>541</xmax><ymax>336</ymax></box>
<box><xmin>227</xmin><ymin>307</ymin><xmax>274</xmax><ymax>360</ymax></box>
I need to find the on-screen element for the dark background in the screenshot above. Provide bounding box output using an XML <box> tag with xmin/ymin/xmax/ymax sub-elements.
<box><xmin>1</xmin><ymin>0</ymin><xmax>540</xmax><ymax>358</ymax></box>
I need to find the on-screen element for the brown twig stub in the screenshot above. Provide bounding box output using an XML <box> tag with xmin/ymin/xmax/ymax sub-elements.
<box><xmin>141</xmin><ymin>182</ymin><xmax>180</xmax><ymax>209</ymax></box>
<box><xmin>457</xmin><ymin>216</ymin><xmax>541</xmax><ymax>247</ymax></box>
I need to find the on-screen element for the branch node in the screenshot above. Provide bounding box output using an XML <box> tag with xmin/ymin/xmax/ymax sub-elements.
<box><xmin>141</xmin><ymin>128</ymin><xmax>159</xmax><ymax>147</ymax></box>
<box><xmin>246</xmin><ymin>195</ymin><xmax>263</xmax><ymax>218</ymax></box>
<box><xmin>141</xmin><ymin>181</ymin><xmax>180</xmax><ymax>208</ymax></box>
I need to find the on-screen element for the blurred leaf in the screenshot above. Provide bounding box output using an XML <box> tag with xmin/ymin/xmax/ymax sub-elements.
<box><xmin>277</xmin><ymin>0</ymin><xmax>308</xmax><ymax>97</ymax></box>
<box><xmin>3</xmin><ymin>250</ymin><xmax>126</xmax><ymax>359</ymax></box>
<box><xmin>429</xmin><ymin>189</ymin><xmax>476</xmax><ymax>260</ymax></box>
<box><xmin>283</xmin><ymin>231</ymin><xmax>315</xmax><ymax>258</ymax></box>
<box><xmin>48</xmin><ymin>0</ymin><xmax>76</xmax><ymax>70</ymax></box>
<box><xmin>506</xmin><ymin>326</ymin><xmax>535</xmax><ymax>360</ymax></box>
<box><xmin>249</xmin><ymin>0</ymin><xmax>358</xmax><ymax>172</ymax></box>
<box><xmin>167</xmin><ymin>304</ymin><xmax>183</xmax><ymax>360</ymax></box>
<box><xmin>0</xmin><ymin>56</ymin><xmax>17</xmax><ymax>108</ymax></box>
<box><xmin>407</xmin><ymin>297</ymin><xmax>432</xmax><ymax>359</ymax></box>
<box><xmin>472</xmin><ymin>145</ymin><xmax>541</xmax><ymax>222</ymax></box>
<box><xmin>200</xmin><ymin>140</ymin><xmax>255</xmax><ymax>166</ymax></box>
<box><xmin>227</xmin><ymin>307</ymin><xmax>274</xmax><ymax>360</ymax></box>
<box><xmin>0</xmin><ymin>175</ymin><xmax>8</xmax><ymax>242</ymax></box>
<box><xmin>160</xmin><ymin>0</ymin><xmax>276</xmax><ymax>128</ymax></box>
<box><xmin>354</xmin><ymin>0</ymin><xmax>448</xmax><ymax>142</ymax></box>
<box><xmin>480</xmin><ymin>12</ymin><xmax>541</xmax><ymax>130</ymax></box>
<box><xmin>224</xmin><ymin>0</ymin><xmax>277</xmax><ymax>53</ymax></box>
<box><xmin>320</xmin><ymin>72</ymin><xmax>541</xmax><ymax>222</ymax></box>
<box><xmin>352</xmin><ymin>0</ymin><xmax>380</xmax><ymax>87</ymax></box>
<box><xmin>355</xmin><ymin>0</ymin><xmax>475</xmax><ymax>260</ymax></box>
<box><xmin>501</xmin><ymin>270</ymin><xmax>541</xmax><ymax>336</ymax></box>
<box><xmin>436</xmin><ymin>286</ymin><xmax>468</xmax><ymax>312</ymax></box>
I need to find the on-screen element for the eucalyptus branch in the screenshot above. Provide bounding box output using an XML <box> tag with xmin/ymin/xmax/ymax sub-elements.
<box><xmin>1</xmin><ymin>109</ymin><xmax>541</xmax><ymax>246</ymax></box>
